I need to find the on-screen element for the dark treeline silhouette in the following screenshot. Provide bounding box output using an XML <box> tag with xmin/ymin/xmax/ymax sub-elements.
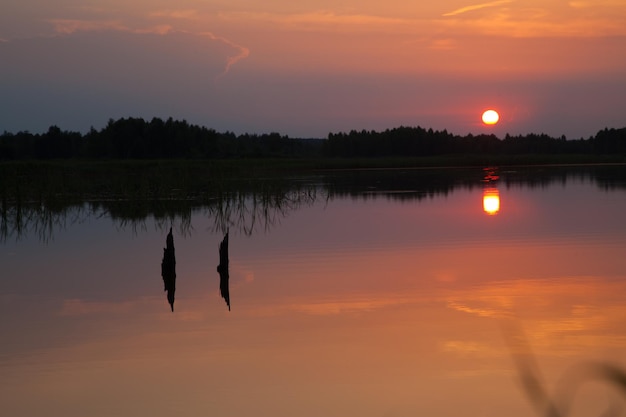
<box><xmin>0</xmin><ymin>117</ymin><xmax>318</xmax><ymax>160</ymax></box>
<box><xmin>1</xmin><ymin>117</ymin><xmax>625</xmax><ymax>160</ymax></box>
<box><xmin>325</xmin><ymin>126</ymin><xmax>626</xmax><ymax>157</ymax></box>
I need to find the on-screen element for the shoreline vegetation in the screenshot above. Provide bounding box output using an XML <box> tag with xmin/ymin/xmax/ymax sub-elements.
<box><xmin>2</xmin><ymin>160</ymin><xmax>625</xmax><ymax>242</ymax></box>
<box><xmin>2</xmin><ymin>155</ymin><xmax>626</xmax><ymax>175</ymax></box>
<box><xmin>0</xmin><ymin>117</ymin><xmax>625</xmax><ymax>169</ymax></box>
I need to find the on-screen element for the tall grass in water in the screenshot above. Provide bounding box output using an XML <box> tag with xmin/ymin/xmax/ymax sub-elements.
<box><xmin>503</xmin><ymin>320</ymin><xmax>626</xmax><ymax>417</ymax></box>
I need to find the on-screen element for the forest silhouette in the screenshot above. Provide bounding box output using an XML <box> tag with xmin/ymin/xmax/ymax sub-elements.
<box><xmin>1</xmin><ymin>116</ymin><xmax>625</xmax><ymax>160</ymax></box>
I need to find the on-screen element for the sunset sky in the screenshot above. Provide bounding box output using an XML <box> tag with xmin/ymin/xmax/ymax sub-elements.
<box><xmin>1</xmin><ymin>0</ymin><xmax>625</xmax><ymax>139</ymax></box>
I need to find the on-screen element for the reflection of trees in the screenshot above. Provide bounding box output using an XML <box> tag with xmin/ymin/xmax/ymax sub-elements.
<box><xmin>94</xmin><ymin>199</ymin><xmax>193</xmax><ymax>238</ymax></box>
<box><xmin>0</xmin><ymin>200</ymin><xmax>90</xmax><ymax>244</ymax></box>
<box><xmin>0</xmin><ymin>168</ymin><xmax>322</xmax><ymax>241</ymax></box>
<box><xmin>206</xmin><ymin>183</ymin><xmax>319</xmax><ymax>235</ymax></box>
<box><xmin>324</xmin><ymin>165</ymin><xmax>626</xmax><ymax>203</ymax></box>
<box><xmin>1</xmin><ymin>164</ymin><xmax>625</xmax><ymax>242</ymax></box>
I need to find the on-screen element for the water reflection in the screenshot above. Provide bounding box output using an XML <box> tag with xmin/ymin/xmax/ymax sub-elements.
<box><xmin>161</xmin><ymin>227</ymin><xmax>176</xmax><ymax>312</ymax></box>
<box><xmin>482</xmin><ymin>167</ymin><xmax>501</xmax><ymax>215</ymax></box>
<box><xmin>2</xmin><ymin>164</ymin><xmax>626</xmax><ymax>417</ymax></box>
<box><xmin>2</xmin><ymin>164</ymin><xmax>625</xmax><ymax>242</ymax></box>
<box><xmin>217</xmin><ymin>230</ymin><xmax>231</xmax><ymax>311</ymax></box>
<box><xmin>483</xmin><ymin>188</ymin><xmax>500</xmax><ymax>215</ymax></box>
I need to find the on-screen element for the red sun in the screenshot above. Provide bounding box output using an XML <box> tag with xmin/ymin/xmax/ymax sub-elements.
<box><xmin>481</xmin><ymin>110</ymin><xmax>500</xmax><ymax>125</ymax></box>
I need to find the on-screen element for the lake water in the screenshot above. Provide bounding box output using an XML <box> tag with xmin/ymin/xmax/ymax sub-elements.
<box><xmin>1</xmin><ymin>165</ymin><xmax>626</xmax><ymax>417</ymax></box>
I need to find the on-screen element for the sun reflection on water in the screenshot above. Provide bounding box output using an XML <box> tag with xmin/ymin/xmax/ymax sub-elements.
<box><xmin>483</xmin><ymin>188</ymin><xmax>500</xmax><ymax>215</ymax></box>
<box><xmin>482</xmin><ymin>167</ymin><xmax>501</xmax><ymax>215</ymax></box>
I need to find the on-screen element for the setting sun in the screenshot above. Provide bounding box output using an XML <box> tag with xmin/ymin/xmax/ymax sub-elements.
<box><xmin>481</xmin><ymin>110</ymin><xmax>500</xmax><ymax>125</ymax></box>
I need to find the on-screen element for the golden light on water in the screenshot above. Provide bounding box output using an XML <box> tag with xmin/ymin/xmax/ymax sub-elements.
<box><xmin>483</xmin><ymin>188</ymin><xmax>500</xmax><ymax>215</ymax></box>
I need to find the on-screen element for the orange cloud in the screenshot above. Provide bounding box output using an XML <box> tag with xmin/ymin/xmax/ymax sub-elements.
<box><xmin>439</xmin><ymin>1</ymin><xmax>626</xmax><ymax>37</ymax></box>
<box><xmin>217</xmin><ymin>10</ymin><xmax>419</xmax><ymax>34</ymax></box>
<box><xmin>48</xmin><ymin>19</ymin><xmax>129</xmax><ymax>34</ymax></box>
<box><xmin>48</xmin><ymin>18</ymin><xmax>174</xmax><ymax>35</ymax></box>
<box><xmin>569</xmin><ymin>0</ymin><xmax>626</xmax><ymax>7</ymax></box>
<box><xmin>443</xmin><ymin>0</ymin><xmax>513</xmax><ymax>17</ymax></box>
<box><xmin>148</xmin><ymin>9</ymin><xmax>200</xmax><ymax>20</ymax></box>
<box><xmin>215</xmin><ymin>5</ymin><xmax>626</xmax><ymax>41</ymax></box>
<box><xmin>201</xmin><ymin>31</ymin><xmax>250</xmax><ymax>76</ymax></box>
<box><xmin>439</xmin><ymin>14</ymin><xmax>626</xmax><ymax>37</ymax></box>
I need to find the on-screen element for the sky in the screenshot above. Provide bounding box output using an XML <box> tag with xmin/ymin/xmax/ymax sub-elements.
<box><xmin>1</xmin><ymin>0</ymin><xmax>625</xmax><ymax>139</ymax></box>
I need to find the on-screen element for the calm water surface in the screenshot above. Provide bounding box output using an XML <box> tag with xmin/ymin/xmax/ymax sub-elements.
<box><xmin>1</xmin><ymin>166</ymin><xmax>626</xmax><ymax>417</ymax></box>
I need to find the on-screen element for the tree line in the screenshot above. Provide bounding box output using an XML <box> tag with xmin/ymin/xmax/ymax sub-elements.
<box><xmin>1</xmin><ymin>116</ymin><xmax>625</xmax><ymax>160</ymax></box>
<box><xmin>0</xmin><ymin>117</ymin><xmax>315</xmax><ymax>160</ymax></box>
<box><xmin>326</xmin><ymin>126</ymin><xmax>626</xmax><ymax>157</ymax></box>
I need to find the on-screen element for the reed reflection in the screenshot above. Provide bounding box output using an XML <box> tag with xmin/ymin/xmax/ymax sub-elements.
<box><xmin>217</xmin><ymin>230</ymin><xmax>231</xmax><ymax>311</ymax></box>
<box><xmin>161</xmin><ymin>227</ymin><xmax>176</xmax><ymax>312</ymax></box>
